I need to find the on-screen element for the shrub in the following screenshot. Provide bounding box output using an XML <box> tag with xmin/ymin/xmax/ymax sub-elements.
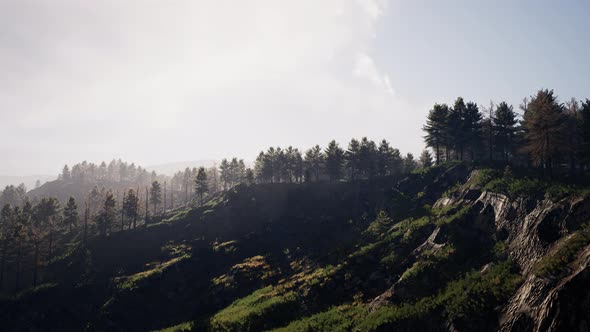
<box><xmin>534</xmin><ymin>225</ymin><xmax>590</xmax><ymax>279</ymax></box>
<box><xmin>436</xmin><ymin>206</ymin><xmax>470</xmax><ymax>226</ymax></box>
<box><xmin>358</xmin><ymin>261</ymin><xmax>521</xmax><ymax>331</ymax></box>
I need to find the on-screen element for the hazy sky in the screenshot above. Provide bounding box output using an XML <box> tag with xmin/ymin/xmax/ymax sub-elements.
<box><xmin>1</xmin><ymin>0</ymin><xmax>589</xmax><ymax>176</ymax></box>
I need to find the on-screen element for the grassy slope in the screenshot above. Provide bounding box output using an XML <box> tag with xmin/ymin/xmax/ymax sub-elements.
<box><xmin>6</xmin><ymin>163</ymin><xmax>585</xmax><ymax>331</ymax></box>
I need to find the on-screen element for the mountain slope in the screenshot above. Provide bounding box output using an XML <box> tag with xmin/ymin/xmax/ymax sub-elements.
<box><xmin>3</xmin><ymin>164</ymin><xmax>590</xmax><ymax>331</ymax></box>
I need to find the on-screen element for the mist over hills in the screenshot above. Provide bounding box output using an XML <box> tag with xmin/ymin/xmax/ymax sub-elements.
<box><xmin>145</xmin><ymin>160</ymin><xmax>219</xmax><ymax>176</ymax></box>
<box><xmin>0</xmin><ymin>175</ymin><xmax>54</xmax><ymax>192</ymax></box>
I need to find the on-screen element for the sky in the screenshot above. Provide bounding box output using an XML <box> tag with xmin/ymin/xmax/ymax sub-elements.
<box><xmin>1</xmin><ymin>0</ymin><xmax>589</xmax><ymax>176</ymax></box>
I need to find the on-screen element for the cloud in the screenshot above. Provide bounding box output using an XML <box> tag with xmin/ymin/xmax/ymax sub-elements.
<box><xmin>354</xmin><ymin>53</ymin><xmax>396</xmax><ymax>96</ymax></box>
<box><xmin>0</xmin><ymin>0</ymin><xmax>409</xmax><ymax>175</ymax></box>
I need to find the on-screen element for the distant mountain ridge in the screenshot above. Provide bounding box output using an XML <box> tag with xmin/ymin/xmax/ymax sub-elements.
<box><xmin>0</xmin><ymin>175</ymin><xmax>55</xmax><ymax>191</ymax></box>
<box><xmin>145</xmin><ymin>160</ymin><xmax>219</xmax><ymax>175</ymax></box>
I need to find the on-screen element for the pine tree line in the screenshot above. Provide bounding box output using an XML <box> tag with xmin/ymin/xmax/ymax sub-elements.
<box><xmin>423</xmin><ymin>89</ymin><xmax>590</xmax><ymax>177</ymax></box>
<box><xmin>253</xmin><ymin>138</ymin><xmax>419</xmax><ymax>184</ymax></box>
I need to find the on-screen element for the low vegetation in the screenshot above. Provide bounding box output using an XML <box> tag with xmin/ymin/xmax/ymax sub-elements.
<box><xmin>534</xmin><ymin>225</ymin><xmax>590</xmax><ymax>279</ymax></box>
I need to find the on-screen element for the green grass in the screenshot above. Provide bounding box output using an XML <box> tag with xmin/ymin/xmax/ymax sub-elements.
<box><xmin>442</xmin><ymin>261</ymin><xmax>521</xmax><ymax>320</ymax></box>
<box><xmin>13</xmin><ymin>282</ymin><xmax>59</xmax><ymax>300</ymax></box>
<box><xmin>115</xmin><ymin>254</ymin><xmax>190</xmax><ymax>290</ymax></box>
<box><xmin>467</xmin><ymin>168</ymin><xmax>501</xmax><ymax>187</ymax></box>
<box><xmin>442</xmin><ymin>182</ymin><xmax>463</xmax><ymax>198</ymax></box>
<box><xmin>359</xmin><ymin>261</ymin><xmax>521</xmax><ymax>330</ymax></box>
<box><xmin>364</xmin><ymin>211</ymin><xmax>394</xmax><ymax>239</ymax></box>
<box><xmin>350</xmin><ymin>214</ymin><xmax>433</xmax><ymax>261</ymax></box>
<box><xmin>399</xmin><ymin>245</ymin><xmax>455</xmax><ymax>282</ymax></box>
<box><xmin>271</xmin><ymin>305</ymin><xmax>368</xmax><ymax>332</ymax></box>
<box><xmin>155</xmin><ymin>321</ymin><xmax>193</xmax><ymax>332</ymax></box>
<box><xmin>482</xmin><ymin>176</ymin><xmax>590</xmax><ymax>201</ymax></box>
<box><xmin>436</xmin><ymin>206</ymin><xmax>471</xmax><ymax>226</ymax></box>
<box><xmin>210</xmin><ymin>264</ymin><xmax>340</xmax><ymax>331</ymax></box>
<box><xmin>400</xmin><ymin>216</ymin><xmax>432</xmax><ymax>244</ymax></box>
<box><xmin>534</xmin><ymin>225</ymin><xmax>590</xmax><ymax>279</ymax></box>
<box><xmin>209</xmin><ymin>286</ymin><xmax>299</xmax><ymax>332</ymax></box>
<box><xmin>162</xmin><ymin>209</ymin><xmax>190</xmax><ymax>223</ymax></box>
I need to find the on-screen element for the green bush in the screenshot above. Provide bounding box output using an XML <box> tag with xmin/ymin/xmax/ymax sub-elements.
<box><xmin>436</xmin><ymin>206</ymin><xmax>470</xmax><ymax>226</ymax></box>
<box><xmin>442</xmin><ymin>261</ymin><xmax>521</xmax><ymax>320</ymax></box>
<box><xmin>358</xmin><ymin>261</ymin><xmax>521</xmax><ymax>331</ymax></box>
<box><xmin>534</xmin><ymin>225</ymin><xmax>590</xmax><ymax>278</ymax></box>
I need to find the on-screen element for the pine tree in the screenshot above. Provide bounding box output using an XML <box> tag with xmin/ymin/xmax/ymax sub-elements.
<box><xmin>346</xmin><ymin>138</ymin><xmax>361</xmax><ymax>179</ymax></box>
<box><xmin>149</xmin><ymin>181</ymin><xmax>162</xmax><ymax>214</ymax></box>
<box><xmin>194</xmin><ymin>167</ymin><xmax>208</xmax><ymax>206</ymax></box>
<box><xmin>245</xmin><ymin>168</ymin><xmax>255</xmax><ymax>185</ymax></box>
<box><xmin>494</xmin><ymin>102</ymin><xmax>517</xmax><ymax>161</ymax></box>
<box><xmin>463</xmin><ymin>101</ymin><xmax>483</xmax><ymax>160</ymax></box>
<box><xmin>565</xmin><ymin>98</ymin><xmax>580</xmax><ymax>174</ymax></box>
<box><xmin>304</xmin><ymin>145</ymin><xmax>324</xmax><ymax>182</ymax></box>
<box><xmin>0</xmin><ymin>204</ymin><xmax>16</xmax><ymax>290</ymax></box>
<box><xmin>33</xmin><ymin>197</ymin><xmax>60</xmax><ymax>259</ymax></box>
<box><xmin>325</xmin><ymin>140</ymin><xmax>344</xmax><ymax>182</ymax></box>
<box><xmin>403</xmin><ymin>153</ymin><xmax>418</xmax><ymax>174</ymax></box>
<box><xmin>98</xmin><ymin>191</ymin><xmax>116</xmax><ymax>237</ymax></box>
<box><xmin>62</xmin><ymin>197</ymin><xmax>79</xmax><ymax>232</ymax></box>
<box><xmin>377</xmin><ymin>140</ymin><xmax>392</xmax><ymax>176</ymax></box>
<box><xmin>376</xmin><ymin>140</ymin><xmax>402</xmax><ymax>176</ymax></box>
<box><xmin>423</xmin><ymin>103</ymin><xmax>449</xmax><ymax>164</ymax></box>
<box><xmin>523</xmin><ymin>89</ymin><xmax>568</xmax><ymax>177</ymax></box>
<box><xmin>359</xmin><ymin>137</ymin><xmax>377</xmax><ymax>178</ymax></box>
<box><xmin>220</xmin><ymin>159</ymin><xmax>230</xmax><ymax>189</ymax></box>
<box><xmin>419</xmin><ymin>150</ymin><xmax>433</xmax><ymax>168</ymax></box>
<box><xmin>123</xmin><ymin>189</ymin><xmax>139</xmax><ymax>230</ymax></box>
<box><xmin>448</xmin><ymin>97</ymin><xmax>466</xmax><ymax>160</ymax></box>
<box><xmin>61</xmin><ymin>165</ymin><xmax>71</xmax><ymax>181</ymax></box>
<box><xmin>578</xmin><ymin>99</ymin><xmax>590</xmax><ymax>174</ymax></box>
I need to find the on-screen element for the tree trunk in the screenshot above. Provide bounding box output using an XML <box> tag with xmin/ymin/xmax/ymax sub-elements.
<box><xmin>14</xmin><ymin>244</ymin><xmax>20</xmax><ymax>291</ymax></box>
<box><xmin>48</xmin><ymin>230</ymin><xmax>53</xmax><ymax>261</ymax></box>
<box><xmin>33</xmin><ymin>243</ymin><xmax>39</xmax><ymax>287</ymax></box>
<box><xmin>145</xmin><ymin>187</ymin><xmax>149</xmax><ymax>228</ymax></box>
<box><xmin>0</xmin><ymin>242</ymin><xmax>6</xmax><ymax>290</ymax></box>
<box><xmin>83</xmin><ymin>204</ymin><xmax>88</xmax><ymax>244</ymax></box>
<box><xmin>435</xmin><ymin>144</ymin><xmax>440</xmax><ymax>165</ymax></box>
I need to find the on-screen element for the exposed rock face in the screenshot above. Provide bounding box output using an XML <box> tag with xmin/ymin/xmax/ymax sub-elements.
<box><xmin>370</xmin><ymin>168</ymin><xmax>590</xmax><ymax>331</ymax></box>
<box><xmin>438</xmin><ymin>174</ymin><xmax>590</xmax><ymax>332</ymax></box>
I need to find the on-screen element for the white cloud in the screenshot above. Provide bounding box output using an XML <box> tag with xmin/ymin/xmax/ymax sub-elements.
<box><xmin>355</xmin><ymin>0</ymin><xmax>386</xmax><ymax>20</ymax></box>
<box><xmin>0</xmin><ymin>0</ymin><xmax>413</xmax><ymax>175</ymax></box>
<box><xmin>354</xmin><ymin>53</ymin><xmax>396</xmax><ymax>96</ymax></box>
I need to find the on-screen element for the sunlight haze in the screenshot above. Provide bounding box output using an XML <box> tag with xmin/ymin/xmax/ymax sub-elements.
<box><xmin>1</xmin><ymin>0</ymin><xmax>589</xmax><ymax>175</ymax></box>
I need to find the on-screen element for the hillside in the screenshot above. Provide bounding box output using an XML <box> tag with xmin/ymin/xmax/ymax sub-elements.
<box><xmin>146</xmin><ymin>161</ymin><xmax>219</xmax><ymax>176</ymax></box>
<box><xmin>0</xmin><ymin>175</ymin><xmax>54</xmax><ymax>192</ymax></box>
<box><xmin>2</xmin><ymin>164</ymin><xmax>590</xmax><ymax>331</ymax></box>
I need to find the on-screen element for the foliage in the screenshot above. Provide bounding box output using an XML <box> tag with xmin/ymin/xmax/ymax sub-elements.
<box><xmin>115</xmin><ymin>255</ymin><xmax>190</xmax><ymax>290</ymax></box>
<box><xmin>483</xmin><ymin>176</ymin><xmax>587</xmax><ymax>201</ymax></box>
<box><xmin>534</xmin><ymin>225</ymin><xmax>590</xmax><ymax>278</ymax></box>
<box><xmin>360</xmin><ymin>261</ymin><xmax>521</xmax><ymax>330</ymax></box>
<box><xmin>272</xmin><ymin>305</ymin><xmax>367</xmax><ymax>332</ymax></box>
<box><xmin>209</xmin><ymin>286</ymin><xmax>299</xmax><ymax>332</ymax></box>
<box><xmin>435</xmin><ymin>206</ymin><xmax>471</xmax><ymax>226</ymax></box>
<box><xmin>400</xmin><ymin>245</ymin><xmax>456</xmax><ymax>282</ymax></box>
<box><xmin>156</xmin><ymin>321</ymin><xmax>193</xmax><ymax>332</ymax></box>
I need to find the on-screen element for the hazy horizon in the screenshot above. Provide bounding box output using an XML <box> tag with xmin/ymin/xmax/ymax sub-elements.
<box><xmin>2</xmin><ymin>0</ymin><xmax>590</xmax><ymax>176</ymax></box>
